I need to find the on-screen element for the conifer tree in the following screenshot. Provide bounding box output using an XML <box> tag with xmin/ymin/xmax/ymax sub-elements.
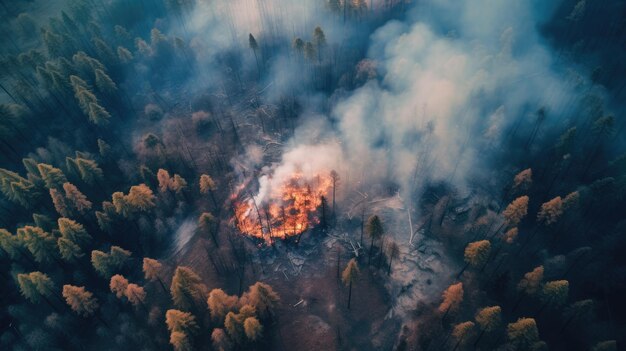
<box><xmin>464</xmin><ymin>240</ymin><xmax>491</xmax><ymax>268</ymax></box>
<box><xmin>452</xmin><ymin>321</ymin><xmax>475</xmax><ymax>349</ymax></box>
<box><xmin>439</xmin><ymin>282</ymin><xmax>464</xmax><ymax>315</ymax></box>
<box><xmin>518</xmin><ymin>266</ymin><xmax>544</xmax><ymax>295</ymax></box>
<box><xmin>63</xmin><ymin>182</ymin><xmax>92</xmax><ymax>213</ymax></box>
<box><xmin>94</xmin><ymin>69</ymin><xmax>117</xmax><ymax>95</ymax></box>
<box><xmin>0</xmin><ymin>228</ymin><xmax>21</xmax><ymax>259</ymax></box>
<box><xmin>165</xmin><ymin>309</ymin><xmax>199</xmax><ymax>335</ymax></box>
<box><xmin>513</xmin><ymin>168</ymin><xmax>532</xmax><ymax>191</ymax></box>
<box><xmin>243</xmin><ymin>282</ymin><xmax>280</xmax><ymax>319</ymax></box>
<box><xmin>170</xmin><ymin>266</ymin><xmax>207</xmax><ymax>310</ymax></box>
<box><xmin>342</xmin><ymin>258</ymin><xmax>359</xmax><ymax>309</ymax></box>
<box><xmin>507</xmin><ymin>318</ymin><xmax>540</xmax><ymax>349</ymax></box>
<box><xmin>143</xmin><ymin>257</ymin><xmax>167</xmax><ymax>291</ymax></box>
<box><xmin>91</xmin><ymin>246</ymin><xmax>131</xmax><ymax>278</ymax></box>
<box><xmin>17</xmin><ymin>226</ymin><xmax>57</xmax><ymax>263</ymax></box>
<box><xmin>37</xmin><ymin>163</ymin><xmax>67</xmax><ymax>189</ymax></box>
<box><xmin>75</xmin><ymin>158</ymin><xmax>103</xmax><ymax>185</ymax></box>
<box><xmin>110</xmin><ymin>274</ymin><xmax>129</xmax><ymax>298</ymax></box>
<box><xmin>212</xmin><ymin>328</ymin><xmax>232</xmax><ymax>351</ymax></box>
<box><xmin>88</xmin><ymin>102</ymin><xmax>111</xmax><ymax>126</ymax></box>
<box><xmin>17</xmin><ymin>271</ymin><xmax>55</xmax><ymax>304</ymax></box>
<box><xmin>50</xmin><ymin>188</ymin><xmax>70</xmax><ymax>217</ymax></box>
<box><xmin>540</xmin><ymin>280</ymin><xmax>569</xmax><ymax>307</ymax></box>
<box><xmin>475</xmin><ymin>306</ymin><xmax>502</xmax><ymax>347</ymax></box>
<box><xmin>208</xmin><ymin>288</ymin><xmax>238</xmax><ymax>323</ymax></box>
<box><xmin>125</xmin><ymin>284</ymin><xmax>147</xmax><ymax>306</ymax></box>
<box><xmin>366</xmin><ymin>215</ymin><xmax>383</xmax><ymax>263</ymax></box>
<box><xmin>503</xmin><ymin>196</ymin><xmax>529</xmax><ymax>227</ymax></box>
<box><xmin>58</xmin><ymin>218</ymin><xmax>91</xmax><ymax>246</ymax></box>
<box><xmin>244</xmin><ymin>317</ymin><xmax>262</xmax><ymax>341</ymax></box>
<box><xmin>126</xmin><ymin>184</ymin><xmax>156</xmax><ymax>212</ymax></box>
<box><xmin>58</xmin><ymin>237</ymin><xmax>83</xmax><ymax>261</ymax></box>
<box><xmin>199</xmin><ymin>212</ymin><xmax>217</xmax><ymax>245</ymax></box>
<box><xmin>62</xmin><ymin>284</ymin><xmax>99</xmax><ymax>316</ymax></box>
<box><xmin>537</xmin><ymin>196</ymin><xmax>564</xmax><ymax>225</ymax></box>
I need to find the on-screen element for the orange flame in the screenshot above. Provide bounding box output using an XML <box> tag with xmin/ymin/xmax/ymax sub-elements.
<box><xmin>233</xmin><ymin>171</ymin><xmax>333</xmax><ymax>241</ymax></box>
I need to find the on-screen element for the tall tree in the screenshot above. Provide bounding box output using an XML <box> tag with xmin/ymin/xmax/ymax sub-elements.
<box><xmin>507</xmin><ymin>318</ymin><xmax>540</xmax><ymax>349</ymax></box>
<box><xmin>451</xmin><ymin>321</ymin><xmax>475</xmax><ymax>350</ymax></box>
<box><xmin>110</xmin><ymin>274</ymin><xmax>129</xmax><ymax>298</ymax></box>
<box><xmin>438</xmin><ymin>282</ymin><xmax>464</xmax><ymax>316</ymax></box>
<box><xmin>62</xmin><ymin>285</ymin><xmax>99</xmax><ymax>316</ymax></box>
<box><xmin>17</xmin><ymin>272</ymin><xmax>55</xmax><ymax>305</ymax></box>
<box><xmin>366</xmin><ymin>215</ymin><xmax>383</xmax><ymax>264</ymax></box>
<box><xmin>37</xmin><ymin>163</ymin><xmax>67</xmax><ymax>189</ymax></box>
<box><xmin>0</xmin><ymin>228</ymin><xmax>21</xmax><ymax>259</ymax></box>
<box><xmin>91</xmin><ymin>246</ymin><xmax>131</xmax><ymax>278</ymax></box>
<box><xmin>243</xmin><ymin>282</ymin><xmax>280</xmax><ymax>320</ymax></box>
<box><xmin>143</xmin><ymin>257</ymin><xmax>167</xmax><ymax>291</ymax></box>
<box><xmin>244</xmin><ymin>317</ymin><xmax>262</xmax><ymax>341</ymax></box>
<box><xmin>208</xmin><ymin>288</ymin><xmax>238</xmax><ymax>323</ymax></box>
<box><xmin>63</xmin><ymin>182</ymin><xmax>92</xmax><ymax>213</ymax></box>
<box><xmin>199</xmin><ymin>212</ymin><xmax>218</xmax><ymax>246</ymax></box>
<box><xmin>474</xmin><ymin>306</ymin><xmax>502</xmax><ymax>347</ymax></box>
<box><xmin>170</xmin><ymin>266</ymin><xmax>207</xmax><ymax>310</ymax></box>
<box><xmin>463</xmin><ymin>240</ymin><xmax>491</xmax><ymax>269</ymax></box>
<box><xmin>17</xmin><ymin>225</ymin><xmax>57</xmax><ymax>263</ymax></box>
<box><xmin>341</xmin><ymin>258</ymin><xmax>359</xmax><ymax>309</ymax></box>
<box><xmin>503</xmin><ymin>196</ymin><xmax>529</xmax><ymax>227</ymax></box>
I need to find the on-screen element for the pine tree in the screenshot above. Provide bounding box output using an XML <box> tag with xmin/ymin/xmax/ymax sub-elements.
<box><xmin>540</xmin><ymin>280</ymin><xmax>569</xmax><ymax>307</ymax></box>
<box><xmin>464</xmin><ymin>240</ymin><xmax>491</xmax><ymax>268</ymax></box>
<box><xmin>243</xmin><ymin>282</ymin><xmax>280</xmax><ymax>319</ymax></box>
<box><xmin>452</xmin><ymin>321</ymin><xmax>475</xmax><ymax>349</ymax></box>
<box><xmin>170</xmin><ymin>331</ymin><xmax>193</xmax><ymax>351</ymax></box>
<box><xmin>94</xmin><ymin>69</ymin><xmax>117</xmax><ymax>95</ymax></box>
<box><xmin>118</xmin><ymin>46</ymin><xmax>134</xmax><ymax>63</ymax></box>
<box><xmin>207</xmin><ymin>288</ymin><xmax>238</xmax><ymax>323</ymax></box>
<box><xmin>110</xmin><ymin>274</ymin><xmax>129</xmax><ymax>298</ymax></box>
<box><xmin>518</xmin><ymin>266</ymin><xmax>544</xmax><ymax>295</ymax></box>
<box><xmin>0</xmin><ymin>228</ymin><xmax>21</xmax><ymax>259</ymax></box>
<box><xmin>537</xmin><ymin>196</ymin><xmax>563</xmax><ymax>225</ymax></box>
<box><xmin>58</xmin><ymin>237</ymin><xmax>83</xmax><ymax>261</ymax></box>
<box><xmin>126</xmin><ymin>184</ymin><xmax>156</xmax><ymax>212</ymax></box>
<box><xmin>62</xmin><ymin>285</ymin><xmax>99</xmax><ymax>316</ymax></box>
<box><xmin>341</xmin><ymin>258</ymin><xmax>359</xmax><ymax>309</ymax></box>
<box><xmin>37</xmin><ymin>163</ymin><xmax>67</xmax><ymax>189</ymax></box>
<box><xmin>212</xmin><ymin>328</ymin><xmax>233</xmax><ymax>351</ymax></box>
<box><xmin>244</xmin><ymin>317</ymin><xmax>262</xmax><ymax>341</ymax></box>
<box><xmin>91</xmin><ymin>246</ymin><xmax>131</xmax><ymax>278</ymax></box>
<box><xmin>17</xmin><ymin>226</ymin><xmax>57</xmax><ymax>263</ymax></box>
<box><xmin>513</xmin><ymin>168</ymin><xmax>532</xmax><ymax>191</ymax></box>
<box><xmin>58</xmin><ymin>217</ymin><xmax>91</xmax><ymax>246</ymax></box>
<box><xmin>97</xmin><ymin>139</ymin><xmax>111</xmax><ymax>157</ymax></box>
<box><xmin>63</xmin><ymin>182</ymin><xmax>92</xmax><ymax>213</ymax></box>
<box><xmin>88</xmin><ymin>102</ymin><xmax>111</xmax><ymax>126</ymax></box>
<box><xmin>50</xmin><ymin>188</ymin><xmax>70</xmax><ymax>217</ymax></box>
<box><xmin>157</xmin><ymin>169</ymin><xmax>171</xmax><ymax>192</ymax></box>
<box><xmin>170</xmin><ymin>266</ymin><xmax>207</xmax><ymax>310</ymax></box>
<box><xmin>366</xmin><ymin>215</ymin><xmax>383</xmax><ymax>264</ymax></box>
<box><xmin>125</xmin><ymin>283</ymin><xmax>147</xmax><ymax>306</ymax></box>
<box><xmin>17</xmin><ymin>271</ymin><xmax>55</xmax><ymax>303</ymax></box>
<box><xmin>199</xmin><ymin>174</ymin><xmax>217</xmax><ymax>193</ymax></box>
<box><xmin>439</xmin><ymin>282</ymin><xmax>464</xmax><ymax>315</ymax></box>
<box><xmin>507</xmin><ymin>318</ymin><xmax>540</xmax><ymax>349</ymax></box>
<box><xmin>165</xmin><ymin>309</ymin><xmax>199</xmax><ymax>334</ymax></box>
<box><xmin>503</xmin><ymin>196</ymin><xmax>529</xmax><ymax>227</ymax></box>
<box><xmin>474</xmin><ymin>306</ymin><xmax>502</xmax><ymax>347</ymax></box>
<box><xmin>76</xmin><ymin>158</ymin><xmax>103</xmax><ymax>185</ymax></box>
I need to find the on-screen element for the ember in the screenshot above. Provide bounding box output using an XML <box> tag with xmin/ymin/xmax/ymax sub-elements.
<box><xmin>232</xmin><ymin>171</ymin><xmax>333</xmax><ymax>241</ymax></box>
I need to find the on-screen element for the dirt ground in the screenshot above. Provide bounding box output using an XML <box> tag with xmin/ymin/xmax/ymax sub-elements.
<box><xmin>174</xmin><ymin>216</ymin><xmax>401</xmax><ymax>351</ymax></box>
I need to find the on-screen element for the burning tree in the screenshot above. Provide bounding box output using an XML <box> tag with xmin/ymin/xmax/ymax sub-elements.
<box><xmin>232</xmin><ymin>171</ymin><xmax>333</xmax><ymax>242</ymax></box>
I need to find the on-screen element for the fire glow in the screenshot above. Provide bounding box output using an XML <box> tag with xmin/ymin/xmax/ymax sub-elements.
<box><xmin>232</xmin><ymin>171</ymin><xmax>333</xmax><ymax>242</ymax></box>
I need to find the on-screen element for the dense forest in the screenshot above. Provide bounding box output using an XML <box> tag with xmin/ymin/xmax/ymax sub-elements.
<box><xmin>0</xmin><ymin>0</ymin><xmax>625</xmax><ymax>350</ymax></box>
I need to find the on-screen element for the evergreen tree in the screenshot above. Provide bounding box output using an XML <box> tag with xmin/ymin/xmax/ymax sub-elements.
<box><xmin>165</xmin><ymin>309</ymin><xmax>199</xmax><ymax>334</ymax></box>
<box><xmin>366</xmin><ymin>215</ymin><xmax>383</xmax><ymax>263</ymax></box>
<box><xmin>94</xmin><ymin>69</ymin><xmax>117</xmax><ymax>95</ymax></box>
<box><xmin>110</xmin><ymin>274</ymin><xmax>129</xmax><ymax>298</ymax></box>
<box><xmin>518</xmin><ymin>266</ymin><xmax>544</xmax><ymax>295</ymax></box>
<box><xmin>170</xmin><ymin>266</ymin><xmax>207</xmax><ymax>310</ymax></box>
<box><xmin>17</xmin><ymin>271</ymin><xmax>55</xmax><ymax>303</ymax></box>
<box><xmin>126</xmin><ymin>184</ymin><xmax>156</xmax><ymax>212</ymax></box>
<box><xmin>243</xmin><ymin>282</ymin><xmax>280</xmax><ymax>319</ymax></box>
<box><xmin>58</xmin><ymin>217</ymin><xmax>91</xmax><ymax>246</ymax></box>
<box><xmin>439</xmin><ymin>282</ymin><xmax>464</xmax><ymax>314</ymax></box>
<box><xmin>125</xmin><ymin>284</ymin><xmax>147</xmax><ymax>306</ymax></box>
<box><xmin>0</xmin><ymin>228</ymin><xmax>21</xmax><ymax>259</ymax></box>
<box><xmin>341</xmin><ymin>258</ymin><xmax>359</xmax><ymax>309</ymax></box>
<box><xmin>243</xmin><ymin>317</ymin><xmax>262</xmax><ymax>341</ymax></box>
<box><xmin>63</xmin><ymin>182</ymin><xmax>92</xmax><ymax>213</ymax></box>
<box><xmin>37</xmin><ymin>163</ymin><xmax>67</xmax><ymax>189</ymax></box>
<box><xmin>507</xmin><ymin>318</ymin><xmax>540</xmax><ymax>349</ymax></box>
<box><xmin>17</xmin><ymin>226</ymin><xmax>57</xmax><ymax>263</ymax></box>
<box><xmin>540</xmin><ymin>280</ymin><xmax>569</xmax><ymax>307</ymax></box>
<box><xmin>207</xmin><ymin>288</ymin><xmax>238</xmax><ymax>323</ymax></box>
<box><xmin>91</xmin><ymin>246</ymin><xmax>131</xmax><ymax>278</ymax></box>
<box><xmin>75</xmin><ymin>158</ymin><xmax>104</xmax><ymax>185</ymax></box>
<box><xmin>464</xmin><ymin>240</ymin><xmax>491</xmax><ymax>268</ymax></box>
<box><xmin>62</xmin><ymin>285</ymin><xmax>99</xmax><ymax>316</ymax></box>
<box><xmin>503</xmin><ymin>196</ymin><xmax>529</xmax><ymax>227</ymax></box>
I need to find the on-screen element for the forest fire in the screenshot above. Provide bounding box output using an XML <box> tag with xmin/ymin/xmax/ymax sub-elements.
<box><xmin>232</xmin><ymin>171</ymin><xmax>333</xmax><ymax>242</ymax></box>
